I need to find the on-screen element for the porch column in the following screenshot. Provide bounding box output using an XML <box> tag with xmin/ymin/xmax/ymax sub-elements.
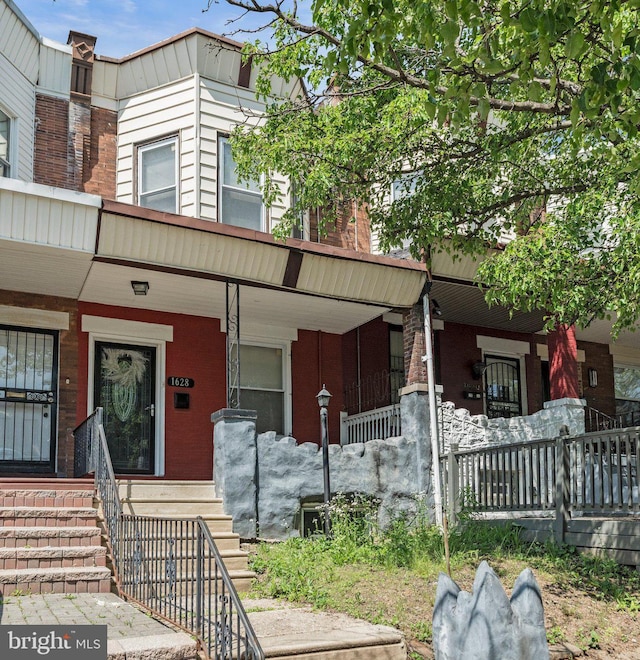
<box><xmin>403</xmin><ymin>302</ymin><xmax>427</xmax><ymax>386</ymax></box>
<box><xmin>400</xmin><ymin>301</ymin><xmax>441</xmax><ymax>520</ymax></box>
<box><xmin>548</xmin><ymin>324</ymin><xmax>580</xmax><ymax>400</ymax></box>
<box><xmin>211</xmin><ymin>408</ymin><xmax>258</xmax><ymax>538</ymax></box>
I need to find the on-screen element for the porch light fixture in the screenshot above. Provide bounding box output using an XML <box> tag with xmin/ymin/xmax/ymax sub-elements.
<box><xmin>316</xmin><ymin>385</ymin><xmax>332</xmax><ymax>537</ymax></box>
<box><xmin>431</xmin><ymin>299</ymin><xmax>443</xmax><ymax>317</ymax></box>
<box><xmin>472</xmin><ymin>360</ymin><xmax>487</xmax><ymax>379</ymax></box>
<box><xmin>131</xmin><ymin>281</ymin><xmax>150</xmax><ymax>296</ymax></box>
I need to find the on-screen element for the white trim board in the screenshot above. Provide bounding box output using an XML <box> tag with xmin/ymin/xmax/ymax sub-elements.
<box><xmin>82</xmin><ymin>315</ymin><xmax>173</xmax><ymax>342</ymax></box>
<box><xmin>0</xmin><ymin>305</ymin><xmax>69</xmax><ymax>330</ymax></box>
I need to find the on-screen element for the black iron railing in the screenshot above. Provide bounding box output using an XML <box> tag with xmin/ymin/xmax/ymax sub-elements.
<box><xmin>74</xmin><ymin>409</ymin><xmax>263</xmax><ymax>660</ymax></box>
<box><xmin>344</xmin><ymin>367</ymin><xmax>405</xmax><ymax>415</ymax></box>
<box><xmin>585</xmin><ymin>406</ymin><xmax>640</xmax><ymax>433</ymax></box>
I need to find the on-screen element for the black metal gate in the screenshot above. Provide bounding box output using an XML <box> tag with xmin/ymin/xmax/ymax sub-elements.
<box><xmin>0</xmin><ymin>326</ymin><xmax>58</xmax><ymax>472</ymax></box>
<box><xmin>484</xmin><ymin>356</ymin><xmax>522</xmax><ymax>419</ymax></box>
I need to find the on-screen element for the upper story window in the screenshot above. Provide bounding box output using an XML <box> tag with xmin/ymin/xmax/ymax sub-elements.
<box><xmin>219</xmin><ymin>136</ymin><xmax>262</xmax><ymax>230</ymax></box>
<box><xmin>138</xmin><ymin>137</ymin><xmax>178</xmax><ymax>213</ymax></box>
<box><xmin>0</xmin><ymin>109</ymin><xmax>11</xmax><ymax>177</ymax></box>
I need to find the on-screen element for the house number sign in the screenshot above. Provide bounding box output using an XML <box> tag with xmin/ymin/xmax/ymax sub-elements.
<box><xmin>167</xmin><ymin>377</ymin><xmax>195</xmax><ymax>388</ymax></box>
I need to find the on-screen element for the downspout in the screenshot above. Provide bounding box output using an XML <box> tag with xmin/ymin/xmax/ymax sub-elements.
<box><xmin>422</xmin><ymin>279</ymin><xmax>443</xmax><ymax>527</ymax></box>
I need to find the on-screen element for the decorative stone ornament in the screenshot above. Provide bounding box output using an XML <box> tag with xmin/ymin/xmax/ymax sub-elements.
<box><xmin>433</xmin><ymin>561</ymin><xmax>549</xmax><ymax>660</ymax></box>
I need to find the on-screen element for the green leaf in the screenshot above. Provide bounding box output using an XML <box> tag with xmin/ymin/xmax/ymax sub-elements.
<box><xmin>565</xmin><ymin>30</ymin><xmax>586</xmax><ymax>58</ymax></box>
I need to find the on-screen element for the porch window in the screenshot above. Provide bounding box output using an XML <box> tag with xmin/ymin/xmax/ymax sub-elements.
<box><xmin>219</xmin><ymin>136</ymin><xmax>263</xmax><ymax>230</ymax></box>
<box><xmin>614</xmin><ymin>365</ymin><xmax>640</xmax><ymax>426</ymax></box>
<box><xmin>138</xmin><ymin>136</ymin><xmax>178</xmax><ymax>212</ymax></box>
<box><xmin>0</xmin><ymin>109</ymin><xmax>11</xmax><ymax>177</ymax></box>
<box><xmin>240</xmin><ymin>344</ymin><xmax>284</xmax><ymax>434</ymax></box>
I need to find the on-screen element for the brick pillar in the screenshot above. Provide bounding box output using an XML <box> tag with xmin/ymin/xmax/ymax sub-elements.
<box><xmin>403</xmin><ymin>302</ymin><xmax>427</xmax><ymax>386</ymax></box>
<box><xmin>548</xmin><ymin>324</ymin><xmax>580</xmax><ymax>400</ymax></box>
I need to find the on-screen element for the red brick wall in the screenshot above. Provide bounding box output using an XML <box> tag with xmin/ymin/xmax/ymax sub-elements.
<box><xmin>579</xmin><ymin>340</ymin><xmax>615</xmax><ymax>416</ymax></box>
<box><xmin>342</xmin><ymin>318</ymin><xmax>391</xmax><ymax>413</ymax></box>
<box><xmin>77</xmin><ymin>303</ymin><xmax>226</xmax><ymax>480</ymax></box>
<box><xmin>83</xmin><ymin>106</ymin><xmax>117</xmax><ymax>198</ymax></box>
<box><xmin>34</xmin><ymin>95</ymin><xmax>75</xmax><ymax>190</ymax></box>
<box><xmin>34</xmin><ymin>95</ymin><xmax>116</xmax><ymax>198</ymax></box>
<box><xmin>548</xmin><ymin>324</ymin><xmax>580</xmax><ymax>399</ymax></box>
<box><xmin>403</xmin><ymin>303</ymin><xmax>427</xmax><ymax>386</ymax></box>
<box><xmin>0</xmin><ymin>290</ymin><xmax>79</xmax><ymax>476</ymax></box>
<box><xmin>438</xmin><ymin>322</ymin><xmax>544</xmax><ymax>415</ymax></box>
<box><xmin>291</xmin><ymin>330</ymin><xmax>343</xmax><ymax>444</ymax></box>
<box><xmin>310</xmin><ymin>200</ymin><xmax>371</xmax><ymax>252</ymax></box>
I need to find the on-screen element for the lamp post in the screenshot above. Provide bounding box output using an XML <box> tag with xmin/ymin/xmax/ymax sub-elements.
<box><xmin>316</xmin><ymin>385</ymin><xmax>332</xmax><ymax>537</ymax></box>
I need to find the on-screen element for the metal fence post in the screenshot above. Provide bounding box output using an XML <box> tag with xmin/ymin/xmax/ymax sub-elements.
<box><xmin>447</xmin><ymin>443</ymin><xmax>460</xmax><ymax>525</ymax></box>
<box><xmin>554</xmin><ymin>435</ymin><xmax>570</xmax><ymax>544</ymax></box>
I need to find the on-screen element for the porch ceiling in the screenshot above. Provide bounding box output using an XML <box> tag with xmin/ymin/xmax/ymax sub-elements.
<box><xmin>431</xmin><ymin>279</ymin><xmax>546</xmax><ymax>333</ymax></box>
<box><xmin>79</xmin><ymin>262</ymin><xmax>390</xmax><ymax>334</ymax></box>
<box><xmin>0</xmin><ymin>240</ymin><xmax>94</xmax><ymax>299</ymax></box>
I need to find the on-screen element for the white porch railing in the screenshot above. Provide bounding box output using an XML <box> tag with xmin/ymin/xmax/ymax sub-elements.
<box><xmin>340</xmin><ymin>404</ymin><xmax>402</xmax><ymax>445</ymax></box>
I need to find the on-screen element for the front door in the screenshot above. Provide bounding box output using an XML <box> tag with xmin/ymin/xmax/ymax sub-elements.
<box><xmin>0</xmin><ymin>326</ymin><xmax>58</xmax><ymax>472</ymax></box>
<box><xmin>484</xmin><ymin>355</ymin><xmax>523</xmax><ymax>419</ymax></box>
<box><xmin>94</xmin><ymin>342</ymin><xmax>156</xmax><ymax>474</ymax></box>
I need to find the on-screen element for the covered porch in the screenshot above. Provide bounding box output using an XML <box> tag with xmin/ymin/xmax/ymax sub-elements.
<box><xmin>0</xmin><ymin>178</ymin><xmax>427</xmax><ymax>478</ymax></box>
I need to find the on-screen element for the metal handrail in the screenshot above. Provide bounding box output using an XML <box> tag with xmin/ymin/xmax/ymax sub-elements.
<box><xmin>74</xmin><ymin>409</ymin><xmax>263</xmax><ymax>660</ymax></box>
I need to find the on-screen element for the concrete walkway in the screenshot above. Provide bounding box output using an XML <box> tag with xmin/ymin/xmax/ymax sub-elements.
<box><xmin>0</xmin><ymin>592</ymin><xmax>197</xmax><ymax>659</ymax></box>
<box><xmin>0</xmin><ymin>593</ymin><xmax>407</xmax><ymax>659</ymax></box>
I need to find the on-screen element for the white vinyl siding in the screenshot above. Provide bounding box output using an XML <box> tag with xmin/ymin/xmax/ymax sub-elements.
<box><xmin>0</xmin><ymin>53</ymin><xmax>34</xmax><ymax>182</ymax></box>
<box><xmin>117</xmin><ymin>78</ymin><xmax>196</xmax><ymax>216</ymax></box>
<box><xmin>199</xmin><ymin>77</ymin><xmax>289</xmax><ymax>229</ymax></box>
<box><xmin>138</xmin><ymin>137</ymin><xmax>178</xmax><ymax>212</ymax></box>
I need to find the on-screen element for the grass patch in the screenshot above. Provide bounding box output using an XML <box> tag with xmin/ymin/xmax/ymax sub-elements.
<box><xmin>249</xmin><ymin>495</ymin><xmax>640</xmax><ymax>656</ymax></box>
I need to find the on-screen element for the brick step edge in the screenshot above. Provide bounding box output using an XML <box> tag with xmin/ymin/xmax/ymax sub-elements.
<box><xmin>0</xmin><ymin>527</ymin><xmax>102</xmax><ymax>546</ymax></box>
<box><xmin>0</xmin><ymin>506</ymin><xmax>98</xmax><ymax>516</ymax></box>
<box><xmin>0</xmin><ymin>490</ymin><xmax>94</xmax><ymax>506</ymax></box>
<box><xmin>0</xmin><ymin>546</ymin><xmax>107</xmax><ymax>570</ymax></box>
<box><xmin>0</xmin><ymin>546</ymin><xmax>106</xmax><ymax>558</ymax></box>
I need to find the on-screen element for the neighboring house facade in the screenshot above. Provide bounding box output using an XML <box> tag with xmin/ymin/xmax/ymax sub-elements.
<box><xmin>1</xmin><ymin>0</ymin><xmax>639</xmax><ymax>489</ymax></box>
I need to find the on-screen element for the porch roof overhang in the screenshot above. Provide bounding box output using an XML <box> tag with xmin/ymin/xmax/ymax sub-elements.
<box><xmin>0</xmin><ymin>181</ymin><xmax>427</xmax><ymax>335</ymax></box>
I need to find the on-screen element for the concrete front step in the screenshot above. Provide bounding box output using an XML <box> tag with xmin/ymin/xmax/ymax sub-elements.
<box><xmin>117</xmin><ymin>547</ymin><xmax>249</xmax><ymax>572</ymax></box>
<box><xmin>118</xmin><ymin>479</ymin><xmax>217</xmax><ymax>500</ymax></box>
<box><xmin>0</xmin><ymin>525</ymin><xmax>102</xmax><ymax>547</ymax></box>
<box><xmin>0</xmin><ymin>566</ymin><xmax>112</xmax><ymax>594</ymax></box>
<box><xmin>245</xmin><ymin>601</ymin><xmax>407</xmax><ymax>660</ymax></box>
<box><xmin>0</xmin><ymin>545</ymin><xmax>107</xmax><ymax>569</ymax></box>
<box><xmin>122</xmin><ymin>498</ymin><xmax>225</xmax><ymax>516</ymax></box>
<box><xmin>121</xmin><ymin>568</ymin><xmax>256</xmax><ymax>596</ymax></box>
<box><xmin>0</xmin><ymin>506</ymin><xmax>99</xmax><ymax>526</ymax></box>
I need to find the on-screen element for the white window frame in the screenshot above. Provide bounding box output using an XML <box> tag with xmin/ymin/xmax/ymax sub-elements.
<box><xmin>218</xmin><ymin>135</ymin><xmax>263</xmax><ymax>230</ymax></box>
<box><xmin>137</xmin><ymin>136</ymin><xmax>179</xmax><ymax>213</ymax></box>
<box><xmin>239</xmin><ymin>337</ymin><xmax>292</xmax><ymax>436</ymax></box>
<box><xmin>0</xmin><ymin>106</ymin><xmax>14</xmax><ymax>178</ymax></box>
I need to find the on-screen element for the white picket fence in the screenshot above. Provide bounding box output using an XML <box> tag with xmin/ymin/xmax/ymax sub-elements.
<box><xmin>340</xmin><ymin>404</ymin><xmax>402</xmax><ymax>445</ymax></box>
